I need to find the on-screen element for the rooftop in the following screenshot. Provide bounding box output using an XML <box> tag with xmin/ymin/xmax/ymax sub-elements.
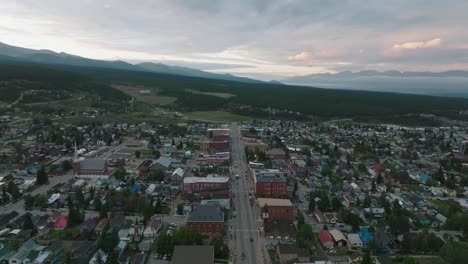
<box><xmin>171</xmin><ymin>245</ymin><xmax>214</xmax><ymax>264</ymax></box>
<box><xmin>257</xmin><ymin>198</ymin><xmax>293</xmax><ymax>207</ymax></box>
<box><xmin>187</xmin><ymin>205</ymin><xmax>224</xmax><ymax>223</ymax></box>
<box><xmin>79</xmin><ymin>159</ymin><xmax>106</xmax><ymax>170</ymax></box>
<box><xmin>184</xmin><ymin>175</ymin><xmax>228</xmax><ymax>184</ymax></box>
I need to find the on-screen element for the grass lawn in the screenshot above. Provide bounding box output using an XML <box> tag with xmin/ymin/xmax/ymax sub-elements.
<box><xmin>427</xmin><ymin>198</ymin><xmax>461</xmax><ymax>214</ymax></box>
<box><xmin>403</xmin><ymin>184</ymin><xmax>423</xmax><ymax>192</ymax></box>
<box><xmin>268</xmin><ymin>249</ymin><xmax>277</xmax><ymax>263</ymax></box>
<box><xmin>185</xmin><ymin>111</ymin><xmax>254</xmax><ymax>122</ymax></box>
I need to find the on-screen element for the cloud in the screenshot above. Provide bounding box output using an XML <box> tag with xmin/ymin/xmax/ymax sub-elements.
<box><xmin>393</xmin><ymin>38</ymin><xmax>442</xmax><ymax>49</ymax></box>
<box><xmin>288</xmin><ymin>51</ymin><xmax>311</xmax><ymax>61</ymax></box>
<box><xmin>2</xmin><ymin>0</ymin><xmax>468</xmax><ymax>79</ymax></box>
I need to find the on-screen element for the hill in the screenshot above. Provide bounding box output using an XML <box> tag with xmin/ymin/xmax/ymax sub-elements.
<box><xmin>1</xmin><ymin>62</ymin><xmax>468</xmax><ymax>119</ymax></box>
<box><xmin>0</xmin><ymin>42</ymin><xmax>263</xmax><ymax>84</ymax></box>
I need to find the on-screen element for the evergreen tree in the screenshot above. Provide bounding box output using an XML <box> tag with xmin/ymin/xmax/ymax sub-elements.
<box><xmin>23</xmin><ymin>213</ymin><xmax>34</xmax><ymax>230</ymax></box>
<box><xmin>308</xmin><ymin>198</ymin><xmax>316</xmax><ymax>213</ymax></box>
<box><xmin>361</xmin><ymin>249</ymin><xmax>373</xmax><ymax>264</ymax></box>
<box><xmin>36</xmin><ymin>166</ymin><xmax>48</xmax><ymax>185</ymax></box>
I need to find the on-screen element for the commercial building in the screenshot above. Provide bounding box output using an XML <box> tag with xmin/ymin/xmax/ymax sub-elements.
<box><xmin>258</xmin><ymin>198</ymin><xmax>294</xmax><ymax>222</ymax></box>
<box><xmin>187</xmin><ymin>205</ymin><xmax>224</xmax><ymax>239</ymax></box>
<box><xmin>183</xmin><ymin>175</ymin><xmax>229</xmax><ymax>198</ymax></box>
<box><xmin>254</xmin><ymin>170</ymin><xmax>292</xmax><ymax>198</ymax></box>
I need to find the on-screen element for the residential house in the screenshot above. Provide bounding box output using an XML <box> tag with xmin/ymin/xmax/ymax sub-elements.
<box><xmin>80</xmin><ymin>217</ymin><xmax>99</xmax><ymax>235</ymax></box>
<box><xmin>347</xmin><ymin>233</ymin><xmax>363</xmax><ymax>247</ymax></box>
<box><xmin>0</xmin><ymin>211</ymin><xmax>20</xmax><ymax>229</ymax></box>
<box><xmin>95</xmin><ymin>218</ymin><xmax>109</xmax><ymax>235</ymax></box>
<box><xmin>313</xmin><ymin>209</ymin><xmax>326</xmax><ymax>223</ymax></box>
<box><xmin>276</xmin><ymin>244</ymin><xmax>310</xmax><ymax>264</ymax></box>
<box><xmin>329</xmin><ymin>229</ymin><xmax>348</xmax><ymax>246</ymax></box>
<box><xmin>319</xmin><ymin>230</ymin><xmax>334</xmax><ymax>248</ymax></box>
<box><xmin>52</xmin><ymin>215</ymin><xmax>68</xmax><ymax>230</ymax></box>
<box><xmin>143</xmin><ymin>216</ymin><xmax>162</xmax><ymax>238</ymax></box>
<box><xmin>8</xmin><ymin>239</ymin><xmax>37</xmax><ymax>264</ymax></box>
<box><xmin>89</xmin><ymin>249</ymin><xmax>107</xmax><ymax>264</ymax></box>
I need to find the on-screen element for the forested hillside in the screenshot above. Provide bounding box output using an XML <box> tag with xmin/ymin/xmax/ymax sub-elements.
<box><xmin>1</xmin><ymin>62</ymin><xmax>468</xmax><ymax>118</ymax></box>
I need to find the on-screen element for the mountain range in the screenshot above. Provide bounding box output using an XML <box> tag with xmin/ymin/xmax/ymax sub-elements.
<box><xmin>1</xmin><ymin>41</ymin><xmax>468</xmax><ymax>98</ymax></box>
<box><xmin>283</xmin><ymin>70</ymin><xmax>468</xmax><ymax>98</ymax></box>
<box><xmin>0</xmin><ymin>42</ymin><xmax>263</xmax><ymax>84</ymax></box>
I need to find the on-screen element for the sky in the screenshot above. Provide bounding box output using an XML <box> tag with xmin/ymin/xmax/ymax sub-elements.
<box><xmin>1</xmin><ymin>0</ymin><xmax>468</xmax><ymax>80</ymax></box>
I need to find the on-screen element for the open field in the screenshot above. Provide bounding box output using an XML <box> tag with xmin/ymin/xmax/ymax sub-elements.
<box><xmin>186</xmin><ymin>89</ymin><xmax>236</xmax><ymax>99</ymax></box>
<box><xmin>184</xmin><ymin>111</ymin><xmax>254</xmax><ymax>122</ymax></box>
<box><xmin>112</xmin><ymin>84</ymin><xmax>176</xmax><ymax>105</ymax></box>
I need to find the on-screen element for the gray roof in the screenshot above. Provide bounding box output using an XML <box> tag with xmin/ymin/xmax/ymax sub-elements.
<box><xmin>155</xmin><ymin>157</ymin><xmax>172</xmax><ymax>168</ymax></box>
<box><xmin>187</xmin><ymin>205</ymin><xmax>224</xmax><ymax>223</ymax></box>
<box><xmin>171</xmin><ymin>246</ymin><xmax>214</xmax><ymax>264</ymax></box>
<box><xmin>79</xmin><ymin>159</ymin><xmax>106</xmax><ymax>170</ymax></box>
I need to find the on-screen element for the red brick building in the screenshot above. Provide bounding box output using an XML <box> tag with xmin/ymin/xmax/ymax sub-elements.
<box><xmin>209</xmin><ymin>141</ymin><xmax>230</xmax><ymax>153</ymax></box>
<box><xmin>73</xmin><ymin>144</ymin><xmax>109</xmax><ymax>177</ymax></box>
<box><xmin>266</xmin><ymin>148</ymin><xmax>287</xmax><ymax>160</ymax></box>
<box><xmin>183</xmin><ymin>175</ymin><xmax>230</xmax><ymax>198</ymax></box>
<box><xmin>254</xmin><ymin>170</ymin><xmax>292</xmax><ymax>199</ymax></box>
<box><xmin>187</xmin><ymin>205</ymin><xmax>224</xmax><ymax>240</ymax></box>
<box><xmin>258</xmin><ymin>198</ymin><xmax>294</xmax><ymax>222</ymax></box>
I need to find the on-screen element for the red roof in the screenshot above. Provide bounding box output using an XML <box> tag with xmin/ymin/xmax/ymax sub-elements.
<box><xmin>53</xmin><ymin>215</ymin><xmax>68</xmax><ymax>229</ymax></box>
<box><xmin>319</xmin><ymin>230</ymin><xmax>333</xmax><ymax>243</ymax></box>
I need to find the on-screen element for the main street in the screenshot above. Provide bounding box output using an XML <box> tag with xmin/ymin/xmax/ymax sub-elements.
<box><xmin>230</xmin><ymin>122</ymin><xmax>270</xmax><ymax>264</ymax></box>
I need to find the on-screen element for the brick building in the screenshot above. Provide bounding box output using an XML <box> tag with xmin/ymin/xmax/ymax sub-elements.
<box><xmin>73</xmin><ymin>144</ymin><xmax>109</xmax><ymax>178</ymax></box>
<box><xmin>187</xmin><ymin>205</ymin><xmax>224</xmax><ymax>240</ymax></box>
<box><xmin>266</xmin><ymin>149</ymin><xmax>287</xmax><ymax>160</ymax></box>
<box><xmin>254</xmin><ymin>170</ymin><xmax>292</xmax><ymax>199</ymax></box>
<box><xmin>183</xmin><ymin>175</ymin><xmax>229</xmax><ymax>198</ymax></box>
<box><xmin>258</xmin><ymin>198</ymin><xmax>294</xmax><ymax>222</ymax></box>
<box><xmin>209</xmin><ymin>141</ymin><xmax>230</xmax><ymax>153</ymax></box>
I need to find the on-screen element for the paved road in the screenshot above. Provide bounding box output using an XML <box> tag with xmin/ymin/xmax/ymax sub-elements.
<box><xmin>2</xmin><ymin>170</ymin><xmax>75</xmax><ymax>216</ymax></box>
<box><xmin>230</xmin><ymin>123</ymin><xmax>269</xmax><ymax>264</ymax></box>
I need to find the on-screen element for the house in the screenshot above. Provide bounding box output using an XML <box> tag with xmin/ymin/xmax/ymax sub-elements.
<box><xmin>348</xmin><ymin>252</ymin><xmax>362</xmax><ymax>263</ymax></box>
<box><xmin>276</xmin><ymin>244</ymin><xmax>310</xmax><ymax>264</ymax></box>
<box><xmin>71</xmin><ymin>241</ymin><xmax>97</xmax><ymax>264</ymax></box>
<box><xmin>89</xmin><ymin>249</ymin><xmax>107</xmax><ymax>264</ymax></box>
<box><xmin>342</xmin><ymin>192</ymin><xmax>356</xmax><ymax>207</ymax></box>
<box><xmin>171</xmin><ymin>168</ymin><xmax>185</xmax><ymax>181</ymax></box>
<box><xmin>187</xmin><ymin>205</ymin><xmax>224</xmax><ymax>240</ymax></box>
<box><xmin>53</xmin><ymin>215</ymin><xmax>68</xmax><ymax>230</ymax></box>
<box><xmin>95</xmin><ymin>218</ymin><xmax>109</xmax><ymax>235</ymax></box>
<box><xmin>0</xmin><ymin>211</ymin><xmax>20</xmax><ymax>229</ymax></box>
<box><xmin>8</xmin><ymin>239</ymin><xmax>37</xmax><ymax>264</ymax></box>
<box><xmin>109</xmin><ymin>212</ymin><xmax>125</xmax><ymax>231</ymax></box>
<box><xmin>313</xmin><ymin>209</ymin><xmax>326</xmax><ymax>223</ymax></box>
<box><xmin>347</xmin><ymin>233</ymin><xmax>363</xmax><ymax>247</ymax></box>
<box><xmin>114</xmin><ymin>241</ymin><xmax>127</xmax><ymax>256</ymax></box>
<box><xmin>359</xmin><ymin>227</ymin><xmax>373</xmax><ymax>246</ymax></box>
<box><xmin>47</xmin><ymin>211</ymin><xmax>62</xmax><ymax>224</ymax></box>
<box><xmin>329</xmin><ymin>229</ymin><xmax>347</xmax><ymax>246</ymax></box>
<box><xmin>373</xmin><ymin>229</ymin><xmax>395</xmax><ymax>254</ymax></box>
<box><xmin>118</xmin><ymin>229</ymin><xmax>130</xmax><ymax>241</ymax></box>
<box><xmin>151</xmin><ymin>157</ymin><xmax>172</xmax><ymax>171</ymax></box>
<box><xmin>319</xmin><ymin>230</ymin><xmax>334</xmax><ymax>248</ymax></box>
<box><xmin>143</xmin><ymin>216</ymin><xmax>162</xmax><ymax>238</ymax></box>
<box><xmin>171</xmin><ymin>246</ymin><xmax>214</xmax><ymax>264</ymax></box>
<box><xmin>80</xmin><ymin>217</ymin><xmax>99</xmax><ymax>235</ymax></box>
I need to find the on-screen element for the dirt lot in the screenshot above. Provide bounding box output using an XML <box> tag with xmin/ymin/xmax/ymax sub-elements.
<box><xmin>112</xmin><ymin>84</ymin><xmax>177</xmax><ymax>105</ymax></box>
